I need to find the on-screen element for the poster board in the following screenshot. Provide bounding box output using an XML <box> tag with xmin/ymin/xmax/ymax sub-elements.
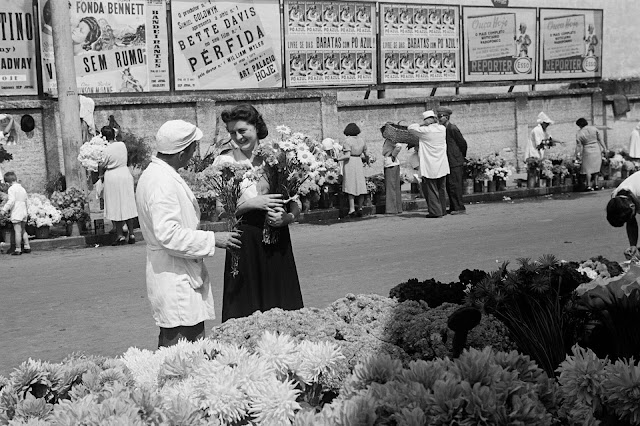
<box><xmin>1</xmin><ymin>0</ymin><xmax>38</xmax><ymax>95</ymax></box>
<box><xmin>379</xmin><ymin>3</ymin><xmax>459</xmax><ymax>83</ymax></box>
<box><xmin>172</xmin><ymin>0</ymin><xmax>283</xmax><ymax>91</ymax></box>
<box><xmin>284</xmin><ymin>1</ymin><xmax>376</xmax><ymax>87</ymax></box>
<box><xmin>39</xmin><ymin>0</ymin><xmax>170</xmax><ymax>95</ymax></box>
<box><xmin>462</xmin><ymin>6</ymin><xmax>536</xmax><ymax>82</ymax></box>
<box><xmin>538</xmin><ymin>8</ymin><xmax>603</xmax><ymax>80</ymax></box>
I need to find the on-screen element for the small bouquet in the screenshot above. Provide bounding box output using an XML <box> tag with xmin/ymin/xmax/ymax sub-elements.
<box><xmin>540</xmin><ymin>159</ymin><xmax>554</xmax><ymax>179</ymax></box>
<box><xmin>77</xmin><ymin>134</ymin><xmax>109</xmax><ymax>172</ymax></box>
<box><xmin>201</xmin><ymin>161</ymin><xmax>255</xmax><ymax>277</ymax></box>
<box><xmin>362</xmin><ymin>152</ymin><xmax>376</xmax><ymax>167</ymax></box>
<box><xmin>526</xmin><ymin>157</ymin><xmax>542</xmax><ymax>174</ymax></box>
<box><xmin>27</xmin><ymin>194</ymin><xmax>62</xmax><ymax>228</ymax></box>
<box><xmin>609</xmin><ymin>153</ymin><xmax>625</xmax><ymax>170</ymax></box>
<box><xmin>256</xmin><ymin>125</ymin><xmax>322</xmax><ymax>244</ymax></box>
<box><xmin>0</xmin><ymin>145</ymin><xmax>13</xmax><ymax>163</ymax></box>
<box><xmin>50</xmin><ymin>187</ymin><xmax>90</xmax><ymax>224</ymax></box>
<box><xmin>535</xmin><ymin>137</ymin><xmax>558</xmax><ymax>151</ymax></box>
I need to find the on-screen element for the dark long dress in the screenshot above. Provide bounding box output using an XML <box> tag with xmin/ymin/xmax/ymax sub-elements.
<box><xmin>221</xmin><ymin>209</ymin><xmax>303</xmax><ymax>322</ymax></box>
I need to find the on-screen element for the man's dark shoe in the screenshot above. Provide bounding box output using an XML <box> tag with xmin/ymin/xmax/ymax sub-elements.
<box><xmin>22</xmin><ymin>248</ymin><xmax>31</xmax><ymax>253</ymax></box>
<box><xmin>425</xmin><ymin>214</ymin><xmax>443</xmax><ymax>218</ymax></box>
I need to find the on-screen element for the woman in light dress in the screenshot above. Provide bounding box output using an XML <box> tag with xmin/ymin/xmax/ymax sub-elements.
<box><xmin>629</xmin><ymin>122</ymin><xmax>640</xmax><ymax>159</ymax></box>
<box><xmin>100</xmin><ymin>126</ymin><xmax>138</xmax><ymax>245</ymax></box>
<box><xmin>575</xmin><ymin>117</ymin><xmax>605</xmax><ymax>191</ymax></box>
<box><xmin>337</xmin><ymin>123</ymin><xmax>368</xmax><ymax>217</ymax></box>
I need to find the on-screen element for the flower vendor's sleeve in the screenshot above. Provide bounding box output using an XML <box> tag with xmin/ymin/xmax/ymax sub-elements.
<box><xmin>147</xmin><ymin>185</ymin><xmax>216</xmax><ymax>260</ymax></box>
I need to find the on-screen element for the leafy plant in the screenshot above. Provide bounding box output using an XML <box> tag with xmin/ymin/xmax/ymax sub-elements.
<box><xmin>389</xmin><ymin>278</ymin><xmax>466</xmax><ymax>307</ymax></box>
<box><xmin>0</xmin><ymin>145</ymin><xmax>13</xmax><ymax>163</ymax></box>
<box><xmin>120</xmin><ymin>130</ymin><xmax>152</xmax><ymax>170</ymax></box>
<box><xmin>44</xmin><ymin>172</ymin><xmax>66</xmax><ymax>198</ymax></box>
<box><xmin>467</xmin><ymin>255</ymin><xmax>591</xmax><ymax>377</ymax></box>
<box><xmin>50</xmin><ymin>187</ymin><xmax>90</xmax><ymax>224</ymax></box>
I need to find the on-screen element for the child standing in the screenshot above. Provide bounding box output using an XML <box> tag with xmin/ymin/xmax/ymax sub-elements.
<box><xmin>1</xmin><ymin>171</ymin><xmax>30</xmax><ymax>255</ymax></box>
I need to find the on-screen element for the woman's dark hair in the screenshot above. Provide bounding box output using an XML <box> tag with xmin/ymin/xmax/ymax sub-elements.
<box><xmin>344</xmin><ymin>122</ymin><xmax>361</xmax><ymax>136</ymax></box>
<box><xmin>101</xmin><ymin>126</ymin><xmax>115</xmax><ymax>141</ymax></box>
<box><xmin>80</xmin><ymin>17</ymin><xmax>101</xmax><ymax>51</ymax></box>
<box><xmin>220</xmin><ymin>104</ymin><xmax>268</xmax><ymax>140</ymax></box>
<box><xmin>380</xmin><ymin>124</ymin><xmax>386</xmax><ymax>136</ymax></box>
<box><xmin>607</xmin><ymin>196</ymin><xmax>634</xmax><ymax>227</ymax></box>
<box><xmin>576</xmin><ymin>117</ymin><xmax>589</xmax><ymax>128</ymax></box>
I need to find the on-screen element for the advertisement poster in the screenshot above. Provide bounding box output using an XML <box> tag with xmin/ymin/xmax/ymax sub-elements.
<box><xmin>379</xmin><ymin>3</ymin><xmax>459</xmax><ymax>83</ymax></box>
<box><xmin>284</xmin><ymin>1</ymin><xmax>376</xmax><ymax>87</ymax></box>
<box><xmin>39</xmin><ymin>0</ymin><xmax>169</xmax><ymax>95</ymax></box>
<box><xmin>463</xmin><ymin>7</ymin><xmax>536</xmax><ymax>82</ymax></box>
<box><xmin>172</xmin><ymin>0</ymin><xmax>283</xmax><ymax>91</ymax></box>
<box><xmin>539</xmin><ymin>8</ymin><xmax>603</xmax><ymax>80</ymax></box>
<box><xmin>1</xmin><ymin>0</ymin><xmax>38</xmax><ymax>95</ymax></box>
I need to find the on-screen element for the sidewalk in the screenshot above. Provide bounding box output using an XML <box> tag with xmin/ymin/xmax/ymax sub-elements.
<box><xmin>17</xmin><ymin>179</ymin><xmax>619</xmax><ymax>251</ymax></box>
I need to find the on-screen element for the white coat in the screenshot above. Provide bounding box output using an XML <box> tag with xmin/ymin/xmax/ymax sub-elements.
<box><xmin>408</xmin><ymin>122</ymin><xmax>450</xmax><ymax>179</ymax></box>
<box><xmin>135</xmin><ymin>157</ymin><xmax>217</xmax><ymax>328</ymax></box>
<box><xmin>524</xmin><ymin>125</ymin><xmax>550</xmax><ymax>161</ymax></box>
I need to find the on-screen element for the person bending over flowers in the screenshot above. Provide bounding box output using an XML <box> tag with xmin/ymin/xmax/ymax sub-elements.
<box><xmin>607</xmin><ymin>170</ymin><xmax>640</xmax><ymax>260</ymax></box>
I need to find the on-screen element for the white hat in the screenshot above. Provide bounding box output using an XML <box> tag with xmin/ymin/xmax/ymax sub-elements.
<box><xmin>536</xmin><ymin>112</ymin><xmax>554</xmax><ymax>124</ymax></box>
<box><xmin>422</xmin><ymin>110</ymin><xmax>436</xmax><ymax>120</ymax></box>
<box><xmin>321</xmin><ymin>138</ymin><xmax>335</xmax><ymax>150</ymax></box>
<box><xmin>156</xmin><ymin>120</ymin><xmax>203</xmax><ymax>154</ymax></box>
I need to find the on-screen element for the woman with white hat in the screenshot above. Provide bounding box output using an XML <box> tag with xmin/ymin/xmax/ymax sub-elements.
<box><xmin>523</xmin><ymin>112</ymin><xmax>554</xmax><ymax>162</ymax></box>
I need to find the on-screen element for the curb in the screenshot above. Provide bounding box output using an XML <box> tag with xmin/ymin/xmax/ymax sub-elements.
<box><xmin>12</xmin><ymin>179</ymin><xmax>620</xmax><ymax>252</ymax></box>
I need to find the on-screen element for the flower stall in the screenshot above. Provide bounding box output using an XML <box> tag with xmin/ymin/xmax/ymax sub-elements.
<box><xmin>26</xmin><ymin>194</ymin><xmax>62</xmax><ymax>239</ymax></box>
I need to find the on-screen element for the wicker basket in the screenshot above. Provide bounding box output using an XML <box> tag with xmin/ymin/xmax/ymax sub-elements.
<box><xmin>382</xmin><ymin>121</ymin><xmax>418</xmax><ymax>147</ymax></box>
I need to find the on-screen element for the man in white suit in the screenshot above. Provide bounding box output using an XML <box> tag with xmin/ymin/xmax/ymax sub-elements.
<box><xmin>136</xmin><ymin>120</ymin><xmax>241</xmax><ymax>347</ymax></box>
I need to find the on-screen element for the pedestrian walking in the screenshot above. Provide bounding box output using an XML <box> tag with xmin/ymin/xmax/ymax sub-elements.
<box><xmin>216</xmin><ymin>104</ymin><xmax>304</xmax><ymax>322</ymax></box>
<box><xmin>437</xmin><ymin>106</ymin><xmax>468</xmax><ymax>214</ymax></box>
<box><xmin>135</xmin><ymin>120</ymin><xmax>241</xmax><ymax>348</ymax></box>
<box><xmin>337</xmin><ymin>123</ymin><xmax>369</xmax><ymax>217</ymax></box>
<box><xmin>606</xmin><ymin>170</ymin><xmax>640</xmax><ymax>260</ymax></box>
<box><xmin>409</xmin><ymin>110</ymin><xmax>449</xmax><ymax>218</ymax></box>
<box><xmin>1</xmin><ymin>172</ymin><xmax>31</xmax><ymax>255</ymax></box>
<box><xmin>575</xmin><ymin>117</ymin><xmax>605</xmax><ymax>191</ymax></box>
<box><xmin>523</xmin><ymin>112</ymin><xmax>554</xmax><ymax>162</ymax></box>
<box><xmin>99</xmin><ymin>126</ymin><xmax>138</xmax><ymax>245</ymax></box>
<box><xmin>381</xmin><ymin>125</ymin><xmax>403</xmax><ymax>214</ymax></box>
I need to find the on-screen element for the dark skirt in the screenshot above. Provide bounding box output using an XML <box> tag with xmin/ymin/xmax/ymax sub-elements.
<box><xmin>221</xmin><ymin>210</ymin><xmax>303</xmax><ymax>322</ymax></box>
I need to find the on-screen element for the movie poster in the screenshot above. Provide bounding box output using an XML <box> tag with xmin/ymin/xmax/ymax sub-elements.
<box><xmin>1</xmin><ymin>0</ymin><xmax>38</xmax><ymax>95</ymax></box>
<box><xmin>463</xmin><ymin>7</ymin><xmax>536</xmax><ymax>82</ymax></box>
<box><xmin>172</xmin><ymin>0</ymin><xmax>283</xmax><ymax>91</ymax></box>
<box><xmin>539</xmin><ymin>8</ymin><xmax>603</xmax><ymax>80</ymax></box>
<box><xmin>284</xmin><ymin>1</ymin><xmax>376</xmax><ymax>87</ymax></box>
<box><xmin>379</xmin><ymin>3</ymin><xmax>459</xmax><ymax>83</ymax></box>
<box><xmin>39</xmin><ymin>0</ymin><xmax>169</xmax><ymax>95</ymax></box>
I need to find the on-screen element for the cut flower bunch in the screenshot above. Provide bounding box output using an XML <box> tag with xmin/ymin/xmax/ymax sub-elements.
<box><xmin>49</xmin><ymin>187</ymin><xmax>90</xmax><ymax>224</ymax></box>
<box><xmin>77</xmin><ymin>135</ymin><xmax>109</xmax><ymax>172</ymax></box>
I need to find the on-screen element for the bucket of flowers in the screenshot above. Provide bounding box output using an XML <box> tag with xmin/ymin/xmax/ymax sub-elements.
<box><xmin>255</xmin><ymin>125</ymin><xmax>323</xmax><ymax>244</ymax></box>
<box><xmin>50</xmin><ymin>187</ymin><xmax>90</xmax><ymax>236</ymax></box>
<box><xmin>26</xmin><ymin>194</ymin><xmax>62</xmax><ymax>239</ymax></box>
<box><xmin>539</xmin><ymin>159</ymin><xmax>554</xmax><ymax>187</ymax></box>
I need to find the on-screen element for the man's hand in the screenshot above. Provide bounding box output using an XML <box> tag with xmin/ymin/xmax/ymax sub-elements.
<box><xmin>624</xmin><ymin>246</ymin><xmax>639</xmax><ymax>260</ymax></box>
<box><xmin>215</xmin><ymin>231</ymin><xmax>242</xmax><ymax>250</ymax></box>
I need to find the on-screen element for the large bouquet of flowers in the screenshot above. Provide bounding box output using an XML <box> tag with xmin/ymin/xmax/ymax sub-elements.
<box><xmin>535</xmin><ymin>136</ymin><xmax>559</xmax><ymax>151</ymax></box>
<box><xmin>26</xmin><ymin>193</ymin><xmax>62</xmax><ymax>228</ymax></box>
<box><xmin>609</xmin><ymin>153</ymin><xmax>625</xmax><ymax>170</ymax></box>
<box><xmin>50</xmin><ymin>187</ymin><xmax>90</xmax><ymax>224</ymax></box>
<box><xmin>540</xmin><ymin>159</ymin><xmax>554</xmax><ymax>179</ymax></box>
<box><xmin>255</xmin><ymin>125</ymin><xmax>323</xmax><ymax>244</ymax></box>
<box><xmin>464</xmin><ymin>156</ymin><xmax>488</xmax><ymax>181</ymax></box>
<box><xmin>77</xmin><ymin>134</ymin><xmax>109</xmax><ymax>172</ymax></box>
<box><xmin>200</xmin><ymin>161</ymin><xmax>256</xmax><ymax>276</ymax></box>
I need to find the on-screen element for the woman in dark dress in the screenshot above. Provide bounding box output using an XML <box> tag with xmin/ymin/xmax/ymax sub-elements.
<box><xmin>215</xmin><ymin>104</ymin><xmax>304</xmax><ymax>321</ymax></box>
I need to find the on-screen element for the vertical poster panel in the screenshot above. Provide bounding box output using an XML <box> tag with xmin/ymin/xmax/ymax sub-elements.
<box><xmin>539</xmin><ymin>8</ymin><xmax>603</xmax><ymax>80</ymax></box>
<box><xmin>172</xmin><ymin>0</ymin><xmax>283</xmax><ymax>91</ymax></box>
<box><xmin>284</xmin><ymin>1</ymin><xmax>376</xmax><ymax>87</ymax></box>
<box><xmin>39</xmin><ymin>0</ymin><xmax>170</xmax><ymax>95</ymax></box>
<box><xmin>379</xmin><ymin>3</ymin><xmax>459</xmax><ymax>84</ymax></box>
<box><xmin>462</xmin><ymin>7</ymin><xmax>536</xmax><ymax>82</ymax></box>
<box><xmin>0</xmin><ymin>0</ymin><xmax>38</xmax><ymax>95</ymax></box>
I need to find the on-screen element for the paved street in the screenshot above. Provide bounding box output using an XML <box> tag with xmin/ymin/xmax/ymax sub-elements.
<box><xmin>0</xmin><ymin>190</ymin><xmax>621</xmax><ymax>375</ymax></box>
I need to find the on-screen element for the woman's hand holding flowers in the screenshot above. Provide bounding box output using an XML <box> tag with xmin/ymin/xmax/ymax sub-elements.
<box><xmin>246</xmin><ymin>194</ymin><xmax>284</xmax><ymax>211</ymax></box>
<box><xmin>266</xmin><ymin>206</ymin><xmax>292</xmax><ymax>228</ymax></box>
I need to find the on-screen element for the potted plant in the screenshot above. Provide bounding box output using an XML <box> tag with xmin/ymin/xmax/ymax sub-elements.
<box><xmin>50</xmin><ymin>187</ymin><xmax>90</xmax><ymax>236</ymax></box>
<box><xmin>26</xmin><ymin>194</ymin><xmax>62</xmax><ymax>239</ymax></box>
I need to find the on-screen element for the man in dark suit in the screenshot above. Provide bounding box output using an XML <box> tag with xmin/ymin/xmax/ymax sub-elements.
<box><xmin>437</xmin><ymin>106</ymin><xmax>468</xmax><ymax>214</ymax></box>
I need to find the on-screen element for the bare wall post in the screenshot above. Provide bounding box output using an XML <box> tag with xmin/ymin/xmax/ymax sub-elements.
<box><xmin>591</xmin><ymin>90</ymin><xmax>607</xmax><ymax>149</ymax></box>
<box><xmin>320</xmin><ymin>91</ymin><xmax>339</xmax><ymax>140</ymax></box>
<box><xmin>195</xmin><ymin>100</ymin><xmax>217</xmax><ymax>156</ymax></box>
<box><xmin>514</xmin><ymin>95</ymin><xmax>529</xmax><ymax>173</ymax></box>
<box><xmin>50</xmin><ymin>0</ymin><xmax>85</xmax><ymax>190</ymax></box>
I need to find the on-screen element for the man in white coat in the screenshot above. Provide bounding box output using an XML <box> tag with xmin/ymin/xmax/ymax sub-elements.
<box><xmin>136</xmin><ymin>120</ymin><xmax>241</xmax><ymax>348</ymax></box>
<box><xmin>409</xmin><ymin>110</ymin><xmax>450</xmax><ymax>218</ymax></box>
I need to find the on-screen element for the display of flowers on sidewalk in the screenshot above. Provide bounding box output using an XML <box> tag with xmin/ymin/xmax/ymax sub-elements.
<box><xmin>26</xmin><ymin>193</ymin><xmax>62</xmax><ymax>228</ymax></box>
